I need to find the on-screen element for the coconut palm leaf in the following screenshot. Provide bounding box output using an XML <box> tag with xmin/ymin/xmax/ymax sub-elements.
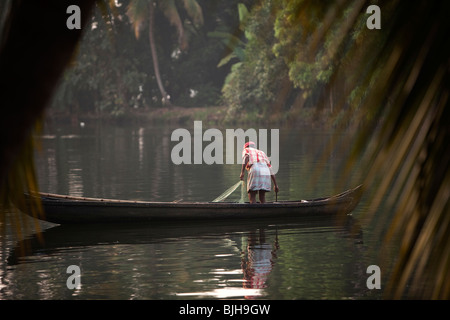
<box><xmin>126</xmin><ymin>0</ymin><xmax>148</xmax><ymax>39</ymax></box>
<box><xmin>332</xmin><ymin>0</ymin><xmax>450</xmax><ymax>299</ymax></box>
<box><xmin>159</xmin><ymin>0</ymin><xmax>187</xmax><ymax>49</ymax></box>
<box><xmin>181</xmin><ymin>0</ymin><xmax>204</xmax><ymax>26</ymax></box>
<box><xmin>277</xmin><ymin>0</ymin><xmax>449</xmax><ymax>299</ymax></box>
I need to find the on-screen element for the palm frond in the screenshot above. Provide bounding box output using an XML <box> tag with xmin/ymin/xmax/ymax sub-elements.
<box><xmin>159</xmin><ymin>0</ymin><xmax>187</xmax><ymax>49</ymax></box>
<box><xmin>0</xmin><ymin>121</ymin><xmax>44</xmax><ymax>247</ymax></box>
<box><xmin>126</xmin><ymin>0</ymin><xmax>148</xmax><ymax>39</ymax></box>
<box><xmin>181</xmin><ymin>0</ymin><xmax>204</xmax><ymax>26</ymax></box>
<box><xmin>336</xmin><ymin>0</ymin><xmax>450</xmax><ymax>299</ymax></box>
<box><xmin>283</xmin><ymin>0</ymin><xmax>449</xmax><ymax>299</ymax></box>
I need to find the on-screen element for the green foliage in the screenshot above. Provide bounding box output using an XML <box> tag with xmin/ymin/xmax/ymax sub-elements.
<box><xmin>207</xmin><ymin>2</ymin><xmax>250</xmax><ymax>68</ymax></box>
<box><xmin>221</xmin><ymin>1</ymin><xmax>289</xmax><ymax>119</ymax></box>
<box><xmin>220</xmin><ymin>0</ymin><xmax>398</xmax><ymax>119</ymax></box>
<box><xmin>52</xmin><ymin>0</ymin><xmax>241</xmax><ymax>115</ymax></box>
<box><xmin>208</xmin><ymin>31</ymin><xmax>246</xmax><ymax>67</ymax></box>
<box><xmin>51</xmin><ymin>4</ymin><xmax>147</xmax><ymax>117</ymax></box>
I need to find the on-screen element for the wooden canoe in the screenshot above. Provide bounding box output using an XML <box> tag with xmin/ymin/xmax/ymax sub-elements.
<box><xmin>22</xmin><ymin>185</ymin><xmax>363</xmax><ymax>224</ymax></box>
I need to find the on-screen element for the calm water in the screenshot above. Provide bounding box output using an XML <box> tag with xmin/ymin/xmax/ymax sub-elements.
<box><xmin>0</xmin><ymin>121</ymin><xmax>389</xmax><ymax>300</ymax></box>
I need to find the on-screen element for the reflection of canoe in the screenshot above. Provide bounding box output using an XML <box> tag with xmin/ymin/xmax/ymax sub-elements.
<box><xmin>8</xmin><ymin>216</ymin><xmax>363</xmax><ymax>266</ymax></box>
<box><xmin>22</xmin><ymin>185</ymin><xmax>363</xmax><ymax>224</ymax></box>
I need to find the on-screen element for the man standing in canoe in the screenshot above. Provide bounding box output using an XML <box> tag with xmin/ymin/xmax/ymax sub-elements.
<box><xmin>240</xmin><ymin>141</ymin><xmax>279</xmax><ymax>204</ymax></box>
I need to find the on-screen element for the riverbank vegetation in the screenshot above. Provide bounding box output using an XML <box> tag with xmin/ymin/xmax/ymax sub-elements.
<box><xmin>46</xmin><ymin>0</ymin><xmax>385</xmax><ymax>129</ymax></box>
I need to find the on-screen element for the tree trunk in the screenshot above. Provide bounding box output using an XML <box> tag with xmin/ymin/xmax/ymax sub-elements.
<box><xmin>148</xmin><ymin>1</ymin><xmax>170</xmax><ymax>107</ymax></box>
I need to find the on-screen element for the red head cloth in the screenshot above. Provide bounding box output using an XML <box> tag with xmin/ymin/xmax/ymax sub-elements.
<box><xmin>244</xmin><ymin>141</ymin><xmax>256</xmax><ymax>149</ymax></box>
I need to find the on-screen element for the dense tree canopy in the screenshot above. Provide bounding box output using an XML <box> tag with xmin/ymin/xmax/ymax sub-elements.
<box><xmin>50</xmin><ymin>0</ymin><xmax>250</xmax><ymax>118</ymax></box>
<box><xmin>45</xmin><ymin>0</ymin><xmax>390</xmax><ymax>124</ymax></box>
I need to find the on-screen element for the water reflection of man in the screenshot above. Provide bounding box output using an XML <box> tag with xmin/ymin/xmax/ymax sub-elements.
<box><xmin>239</xmin><ymin>141</ymin><xmax>279</xmax><ymax>204</ymax></box>
<box><xmin>241</xmin><ymin>229</ymin><xmax>279</xmax><ymax>296</ymax></box>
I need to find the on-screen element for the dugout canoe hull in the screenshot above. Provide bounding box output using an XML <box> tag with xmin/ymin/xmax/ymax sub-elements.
<box><xmin>22</xmin><ymin>185</ymin><xmax>363</xmax><ymax>224</ymax></box>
